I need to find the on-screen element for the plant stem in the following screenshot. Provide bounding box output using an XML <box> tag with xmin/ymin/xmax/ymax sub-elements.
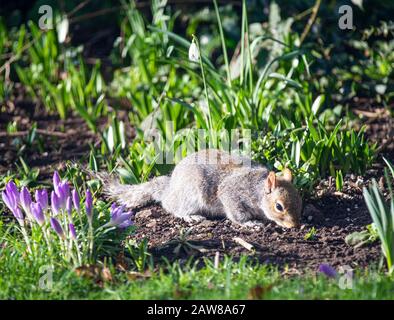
<box><xmin>213</xmin><ymin>0</ymin><xmax>231</xmax><ymax>88</ymax></box>
<box><xmin>193</xmin><ymin>35</ymin><xmax>213</xmax><ymax>133</ymax></box>
<box><xmin>20</xmin><ymin>224</ymin><xmax>32</xmax><ymax>255</ymax></box>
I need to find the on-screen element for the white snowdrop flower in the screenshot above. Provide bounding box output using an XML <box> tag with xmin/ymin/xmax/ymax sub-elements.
<box><xmin>57</xmin><ymin>16</ymin><xmax>69</xmax><ymax>44</ymax></box>
<box><xmin>188</xmin><ymin>40</ymin><xmax>200</xmax><ymax>62</ymax></box>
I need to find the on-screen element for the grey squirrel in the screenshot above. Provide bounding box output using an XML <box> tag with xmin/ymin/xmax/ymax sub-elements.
<box><xmin>102</xmin><ymin>149</ymin><xmax>302</xmax><ymax>228</ymax></box>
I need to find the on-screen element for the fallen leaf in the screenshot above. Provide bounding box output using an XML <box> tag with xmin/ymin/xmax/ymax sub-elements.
<box><xmin>248</xmin><ymin>284</ymin><xmax>274</xmax><ymax>300</ymax></box>
<box><xmin>126</xmin><ymin>271</ymin><xmax>152</xmax><ymax>281</ymax></box>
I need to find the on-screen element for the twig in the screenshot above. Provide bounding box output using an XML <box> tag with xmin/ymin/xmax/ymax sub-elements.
<box><xmin>0</xmin><ymin>129</ymin><xmax>69</xmax><ymax>138</ymax></box>
<box><xmin>66</xmin><ymin>0</ymin><xmax>92</xmax><ymax>19</ymax></box>
<box><xmin>353</xmin><ymin>108</ymin><xmax>388</xmax><ymax>118</ymax></box>
<box><xmin>233</xmin><ymin>237</ymin><xmax>254</xmax><ymax>251</ymax></box>
<box><xmin>214</xmin><ymin>251</ymin><xmax>220</xmax><ymax>268</ymax></box>
<box><xmin>300</xmin><ymin>0</ymin><xmax>321</xmax><ymax>44</ymax></box>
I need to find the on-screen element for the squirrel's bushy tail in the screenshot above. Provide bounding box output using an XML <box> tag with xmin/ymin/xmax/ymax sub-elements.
<box><xmin>96</xmin><ymin>172</ymin><xmax>170</xmax><ymax>209</ymax></box>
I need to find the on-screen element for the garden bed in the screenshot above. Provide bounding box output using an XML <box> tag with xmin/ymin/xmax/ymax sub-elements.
<box><xmin>1</xmin><ymin>101</ymin><xmax>392</xmax><ymax>273</ymax></box>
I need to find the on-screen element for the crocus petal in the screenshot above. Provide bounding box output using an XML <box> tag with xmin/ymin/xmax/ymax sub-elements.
<box><xmin>50</xmin><ymin>217</ymin><xmax>64</xmax><ymax>239</ymax></box>
<box><xmin>69</xmin><ymin>223</ymin><xmax>77</xmax><ymax>240</ymax></box>
<box><xmin>53</xmin><ymin>171</ymin><xmax>61</xmax><ymax>194</ymax></box>
<box><xmin>14</xmin><ymin>208</ymin><xmax>24</xmax><ymax>225</ymax></box>
<box><xmin>318</xmin><ymin>264</ymin><xmax>337</xmax><ymax>278</ymax></box>
<box><xmin>85</xmin><ymin>190</ymin><xmax>93</xmax><ymax>220</ymax></box>
<box><xmin>6</xmin><ymin>181</ymin><xmax>19</xmax><ymax>204</ymax></box>
<box><xmin>31</xmin><ymin>202</ymin><xmax>45</xmax><ymax>225</ymax></box>
<box><xmin>51</xmin><ymin>191</ymin><xmax>60</xmax><ymax>215</ymax></box>
<box><xmin>2</xmin><ymin>191</ymin><xmax>15</xmax><ymax>212</ymax></box>
<box><xmin>20</xmin><ymin>187</ymin><xmax>32</xmax><ymax>217</ymax></box>
<box><xmin>35</xmin><ymin>189</ymin><xmax>48</xmax><ymax>211</ymax></box>
<box><xmin>56</xmin><ymin>182</ymin><xmax>70</xmax><ymax>208</ymax></box>
<box><xmin>72</xmin><ymin>190</ymin><xmax>80</xmax><ymax>213</ymax></box>
<box><xmin>66</xmin><ymin>196</ymin><xmax>72</xmax><ymax>217</ymax></box>
<box><xmin>107</xmin><ymin>204</ymin><xmax>133</xmax><ymax>228</ymax></box>
<box><xmin>118</xmin><ymin>220</ymin><xmax>133</xmax><ymax>229</ymax></box>
<box><xmin>55</xmin><ymin>183</ymin><xmax>65</xmax><ymax>209</ymax></box>
<box><xmin>62</xmin><ymin>182</ymin><xmax>70</xmax><ymax>198</ymax></box>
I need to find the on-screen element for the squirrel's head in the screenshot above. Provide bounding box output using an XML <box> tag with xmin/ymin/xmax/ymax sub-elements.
<box><xmin>260</xmin><ymin>169</ymin><xmax>302</xmax><ymax>228</ymax></box>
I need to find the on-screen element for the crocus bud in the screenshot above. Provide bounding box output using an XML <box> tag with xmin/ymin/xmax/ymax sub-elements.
<box><xmin>69</xmin><ymin>223</ymin><xmax>77</xmax><ymax>240</ymax></box>
<box><xmin>55</xmin><ymin>182</ymin><xmax>67</xmax><ymax>209</ymax></box>
<box><xmin>66</xmin><ymin>196</ymin><xmax>72</xmax><ymax>217</ymax></box>
<box><xmin>35</xmin><ymin>189</ymin><xmax>48</xmax><ymax>211</ymax></box>
<box><xmin>85</xmin><ymin>190</ymin><xmax>93</xmax><ymax>221</ymax></box>
<box><xmin>50</xmin><ymin>217</ymin><xmax>65</xmax><ymax>239</ymax></box>
<box><xmin>6</xmin><ymin>181</ymin><xmax>19</xmax><ymax>204</ymax></box>
<box><xmin>20</xmin><ymin>187</ymin><xmax>32</xmax><ymax>218</ymax></box>
<box><xmin>51</xmin><ymin>191</ymin><xmax>60</xmax><ymax>215</ymax></box>
<box><xmin>72</xmin><ymin>190</ymin><xmax>80</xmax><ymax>213</ymax></box>
<box><xmin>53</xmin><ymin>171</ymin><xmax>61</xmax><ymax>194</ymax></box>
<box><xmin>31</xmin><ymin>202</ymin><xmax>45</xmax><ymax>226</ymax></box>
<box><xmin>57</xmin><ymin>181</ymin><xmax>69</xmax><ymax>200</ymax></box>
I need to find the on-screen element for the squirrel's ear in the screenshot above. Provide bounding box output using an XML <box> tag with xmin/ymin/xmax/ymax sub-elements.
<box><xmin>266</xmin><ymin>171</ymin><xmax>277</xmax><ymax>192</ymax></box>
<box><xmin>282</xmin><ymin>168</ymin><xmax>293</xmax><ymax>182</ymax></box>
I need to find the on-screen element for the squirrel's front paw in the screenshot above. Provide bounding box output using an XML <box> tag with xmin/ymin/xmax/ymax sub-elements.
<box><xmin>240</xmin><ymin>220</ymin><xmax>265</xmax><ymax>228</ymax></box>
<box><xmin>182</xmin><ymin>215</ymin><xmax>206</xmax><ymax>224</ymax></box>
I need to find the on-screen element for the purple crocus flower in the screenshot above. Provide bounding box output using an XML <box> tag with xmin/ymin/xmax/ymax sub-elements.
<box><xmin>105</xmin><ymin>203</ymin><xmax>133</xmax><ymax>228</ymax></box>
<box><xmin>66</xmin><ymin>196</ymin><xmax>72</xmax><ymax>217</ymax></box>
<box><xmin>50</xmin><ymin>217</ymin><xmax>65</xmax><ymax>239</ymax></box>
<box><xmin>72</xmin><ymin>190</ymin><xmax>80</xmax><ymax>213</ymax></box>
<box><xmin>20</xmin><ymin>187</ymin><xmax>32</xmax><ymax>217</ymax></box>
<box><xmin>318</xmin><ymin>264</ymin><xmax>337</xmax><ymax>278</ymax></box>
<box><xmin>31</xmin><ymin>202</ymin><xmax>45</xmax><ymax>225</ymax></box>
<box><xmin>2</xmin><ymin>182</ymin><xmax>24</xmax><ymax>225</ymax></box>
<box><xmin>69</xmin><ymin>223</ymin><xmax>77</xmax><ymax>240</ymax></box>
<box><xmin>35</xmin><ymin>189</ymin><xmax>48</xmax><ymax>211</ymax></box>
<box><xmin>85</xmin><ymin>190</ymin><xmax>93</xmax><ymax>221</ymax></box>
<box><xmin>51</xmin><ymin>191</ymin><xmax>61</xmax><ymax>215</ymax></box>
<box><xmin>2</xmin><ymin>191</ymin><xmax>24</xmax><ymax>224</ymax></box>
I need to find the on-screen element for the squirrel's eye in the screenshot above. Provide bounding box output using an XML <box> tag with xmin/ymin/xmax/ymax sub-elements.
<box><xmin>275</xmin><ymin>202</ymin><xmax>284</xmax><ymax>212</ymax></box>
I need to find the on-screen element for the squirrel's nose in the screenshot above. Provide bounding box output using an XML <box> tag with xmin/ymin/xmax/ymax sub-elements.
<box><xmin>284</xmin><ymin>220</ymin><xmax>300</xmax><ymax>228</ymax></box>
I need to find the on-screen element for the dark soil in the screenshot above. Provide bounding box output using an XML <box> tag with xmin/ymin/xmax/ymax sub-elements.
<box><xmin>0</xmin><ymin>99</ymin><xmax>133</xmax><ymax>179</ymax></box>
<box><xmin>0</xmin><ymin>100</ymin><xmax>98</xmax><ymax>178</ymax></box>
<box><xmin>350</xmin><ymin>97</ymin><xmax>394</xmax><ymax>163</ymax></box>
